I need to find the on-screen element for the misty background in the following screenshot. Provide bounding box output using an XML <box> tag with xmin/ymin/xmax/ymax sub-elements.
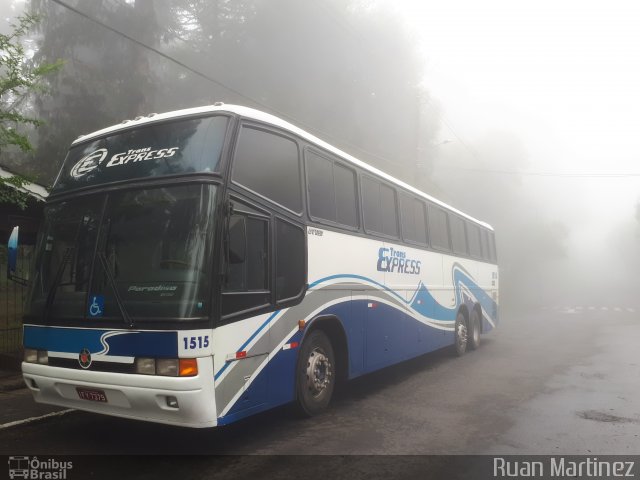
<box><xmin>1</xmin><ymin>0</ymin><xmax>638</xmax><ymax>311</ymax></box>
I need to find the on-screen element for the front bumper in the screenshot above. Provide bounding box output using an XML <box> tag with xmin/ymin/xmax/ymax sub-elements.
<box><xmin>22</xmin><ymin>356</ymin><xmax>217</xmax><ymax>428</ymax></box>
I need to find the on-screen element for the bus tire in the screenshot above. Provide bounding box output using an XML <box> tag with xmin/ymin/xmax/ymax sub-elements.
<box><xmin>468</xmin><ymin>309</ymin><xmax>481</xmax><ymax>350</ymax></box>
<box><xmin>454</xmin><ymin>312</ymin><xmax>468</xmax><ymax>356</ymax></box>
<box><xmin>295</xmin><ymin>329</ymin><xmax>336</xmax><ymax>416</ymax></box>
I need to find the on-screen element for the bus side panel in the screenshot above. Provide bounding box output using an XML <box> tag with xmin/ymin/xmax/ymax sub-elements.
<box><xmin>363</xmin><ymin>296</ymin><xmax>405</xmax><ymax>372</ymax></box>
<box><xmin>216</xmin><ymin>228</ymin><xmax>499</xmax><ymax>425</ymax></box>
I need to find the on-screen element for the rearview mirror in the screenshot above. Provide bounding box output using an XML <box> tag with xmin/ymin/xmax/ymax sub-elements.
<box><xmin>7</xmin><ymin>226</ymin><xmax>19</xmax><ymax>275</ymax></box>
<box><xmin>6</xmin><ymin>226</ymin><xmax>28</xmax><ymax>286</ymax></box>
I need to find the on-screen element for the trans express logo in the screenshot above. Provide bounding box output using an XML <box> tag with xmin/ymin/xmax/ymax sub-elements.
<box><xmin>70</xmin><ymin>146</ymin><xmax>180</xmax><ymax>179</ymax></box>
<box><xmin>377</xmin><ymin>247</ymin><xmax>421</xmax><ymax>275</ymax></box>
<box><xmin>70</xmin><ymin>148</ymin><xmax>108</xmax><ymax>178</ymax></box>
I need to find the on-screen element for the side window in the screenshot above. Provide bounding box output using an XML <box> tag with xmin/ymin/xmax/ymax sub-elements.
<box><xmin>306</xmin><ymin>150</ymin><xmax>359</xmax><ymax>228</ymax></box>
<box><xmin>225</xmin><ymin>215</ymin><xmax>268</xmax><ymax>291</ymax></box>
<box><xmin>467</xmin><ymin>223</ymin><xmax>482</xmax><ymax>259</ymax></box>
<box><xmin>480</xmin><ymin>228</ymin><xmax>490</xmax><ymax>261</ymax></box>
<box><xmin>362</xmin><ymin>176</ymin><xmax>398</xmax><ymax>238</ymax></box>
<box><xmin>222</xmin><ymin>202</ymin><xmax>271</xmax><ymax>318</ymax></box>
<box><xmin>450</xmin><ymin>215</ymin><xmax>468</xmax><ymax>255</ymax></box>
<box><xmin>380</xmin><ymin>184</ymin><xmax>398</xmax><ymax>237</ymax></box>
<box><xmin>275</xmin><ymin>218</ymin><xmax>306</xmax><ymax>302</ymax></box>
<box><xmin>362</xmin><ymin>176</ymin><xmax>380</xmax><ymax>233</ymax></box>
<box><xmin>428</xmin><ymin>205</ymin><xmax>450</xmax><ymax>251</ymax></box>
<box><xmin>488</xmin><ymin>231</ymin><xmax>497</xmax><ymax>262</ymax></box>
<box><xmin>307</xmin><ymin>150</ymin><xmax>335</xmax><ymax>222</ymax></box>
<box><xmin>232</xmin><ymin>126</ymin><xmax>302</xmax><ymax>213</ymax></box>
<box><xmin>334</xmin><ymin>163</ymin><xmax>358</xmax><ymax>228</ymax></box>
<box><xmin>400</xmin><ymin>193</ymin><xmax>428</xmax><ymax>245</ymax></box>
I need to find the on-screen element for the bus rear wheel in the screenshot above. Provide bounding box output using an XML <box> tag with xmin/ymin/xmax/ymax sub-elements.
<box><xmin>454</xmin><ymin>312</ymin><xmax>468</xmax><ymax>356</ymax></box>
<box><xmin>468</xmin><ymin>309</ymin><xmax>481</xmax><ymax>350</ymax></box>
<box><xmin>296</xmin><ymin>330</ymin><xmax>336</xmax><ymax>416</ymax></box>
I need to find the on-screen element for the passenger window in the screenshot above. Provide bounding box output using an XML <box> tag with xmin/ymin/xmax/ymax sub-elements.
<box><xmin>467</xmin><ymin>223</ymin><xmax>482</xmax><ymax>258</ymax></box>
<box><xmin>334</xmin><ymin>163</ymin><xmax>358</xmax><ymax>228</ymax></box>
<box><xmin>400</xmin><ymin>193</ymin><xmax>428</xmax><ymax>245</ymax></box>
<box><xmin>307</xmin><ymin>151</ymin><xmax>335</xmax><ymax>222</ymax></box>
<box><xmin>450</xmin><ymin>215</ymin><xmax>468</xmax><ymax>255</ymax></box>
<box><xmin>362</xmin><ymin>176</ymin><xmax>381</xmax><ymax>233</ymax></box>
<box><xmin>480</xmin><ymin>229</ymin><xmax>490</xmax><ymax>261</ymax></box>
<box><xmin>488</xmin><ymin>231</ymin><xmax>497</xmax><ymax>262</ymax></box>
<box><xmin>380</xmin><ymin>184</ymin><xmax>398</xmax><ymax>237</ymax></box>
<box><xmin>232</xmin><ymin>126</ymin><xmax>301</xmax><ymax>213</ymax></box>
<box><xmin>362</xmin><ymin>176</ymin><xmax>398</xmax><ymax>238</ymax></box>
<box><xmin>306</xmin><ymin>150</ymin><xmax>358</xmax><ymax>228</ymax></box>
<box><xmin>428</xmin><ymin>206</ymin><xmax>451</xmax><ymax>251</ymax></box>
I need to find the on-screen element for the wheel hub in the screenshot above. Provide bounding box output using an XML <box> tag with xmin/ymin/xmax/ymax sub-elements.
<box><xmin>457</xmin><ymin>322</ymin><xmax>468</xmax><ymax>349</ymax></box>
<box><xmin>306</xmin><ymin>348</ymin><xmax>332</xmax><ymax>397</ymax></box>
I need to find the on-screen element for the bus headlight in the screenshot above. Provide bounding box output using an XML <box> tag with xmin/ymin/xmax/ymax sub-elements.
<box><xmin>134</xmin><ymin>358</ymin><xmax>198</xmax><ymax>377</ymax></box>
<box><xmin>24</xmin><ymin>348</ymin><xmax>38</xmax><ymax>363</ymax></box>
<box><xmin>135</xmin><ymin>357</ymin><xmax>156</xmax><ymax>375</ymax></box>
<box><xmin>37</xmin><ymin>350</ymin><xmax>49</xmax><ymax>365</ymax></box>
<box><xmin>156</xmin><ymin>359</ymin><xmax>179</xmax><ymax>377</ymax></box>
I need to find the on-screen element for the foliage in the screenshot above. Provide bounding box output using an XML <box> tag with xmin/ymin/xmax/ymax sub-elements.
<box><xmin>0</xmin><ymin>13</ymin><xmax>61</xmax><ymax>207</ymax></box>
<box><xmin>0</xmin><ymin>175</ymin><xmax>31</xmax><ymax>209</ymax></box>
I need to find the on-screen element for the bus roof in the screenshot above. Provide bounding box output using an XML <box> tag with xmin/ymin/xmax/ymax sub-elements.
<box><xmin>72</xmin><ymin>104</ymin><xmax>493</xmax><ymax>230</ymax></box>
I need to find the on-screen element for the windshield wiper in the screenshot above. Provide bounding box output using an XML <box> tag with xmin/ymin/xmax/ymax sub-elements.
<box><xmin>96</xmin><ymin>252</ymin><xmax>134</xmax><ymax>328</ymax></box>
<box><xmin>42</xmin><ymin>246</ymin><xmax>75</xmax><ymax>324</ymax></box>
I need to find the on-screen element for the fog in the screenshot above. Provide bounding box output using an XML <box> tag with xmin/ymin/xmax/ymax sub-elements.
<box><xmin>397</xmin><ymin>0</ymin><xmax>640</xmax><ymax>309</ymax></box>
<box><xmin>2</xmin><ymin>0</ymin><xmax>638</xmax><ymax>310</ymax></box>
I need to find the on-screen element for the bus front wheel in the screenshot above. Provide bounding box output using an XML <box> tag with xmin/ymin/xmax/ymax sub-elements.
<box><xmin>295</xmin><ymin>330</ymin><xmax>336</xmax><ymax>416</ymax></box>
<box><xmin>454</xmin><ymin>312</ymin><xmax>468</xmax><ymax>356</ymax></box>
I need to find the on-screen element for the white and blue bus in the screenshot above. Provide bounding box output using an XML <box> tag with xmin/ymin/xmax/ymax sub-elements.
<box><xmin>14</xmin><ymin>104</ymin><xmax>498</xmax><ymax>427</ymax></box>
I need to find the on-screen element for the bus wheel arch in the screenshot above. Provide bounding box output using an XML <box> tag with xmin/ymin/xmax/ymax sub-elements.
<box><xmin>302</xmin><ymin>315</ymin><xmax>349</xmax><ymax>384</ymax></box>
<box><xmin>295</xmin><ymin>315</ymin><xmax>348</xmax><ymax>416</ymax></box>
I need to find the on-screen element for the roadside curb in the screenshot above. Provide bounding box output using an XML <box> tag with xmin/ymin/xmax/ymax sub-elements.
<box><xmin>0</xmin><ymin>375</ymin><xmax>26</xmax><ymax>392</ymax></box>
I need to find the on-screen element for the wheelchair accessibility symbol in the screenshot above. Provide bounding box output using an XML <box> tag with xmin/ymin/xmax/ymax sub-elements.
<box><xmin>88</xmin><ymin>295</ymin><xmax>104</xmax><ymax>317</ymax></box>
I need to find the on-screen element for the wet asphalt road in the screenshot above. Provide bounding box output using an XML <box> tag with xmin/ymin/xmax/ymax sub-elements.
<box><xmin>1</xmin><ymin>305</ymin><xmax>639</xmax><ymax>476</ymax></box>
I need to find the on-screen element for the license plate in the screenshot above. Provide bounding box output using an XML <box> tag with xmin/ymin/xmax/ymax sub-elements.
<box><xmin>76</xmin><ymin>388</ymin><xmax>107</xmax><ymax>403</ymax></box>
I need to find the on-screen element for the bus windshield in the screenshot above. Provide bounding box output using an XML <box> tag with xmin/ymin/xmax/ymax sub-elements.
<box><xmin>27</xmin><ymin>184</ymin><xmax>217</xmax><ymax>324</ymax></box>
<box><xmin>52</xmin><ymin>115</ymin><xmax>229</xmax><ymax>194</ymax></box>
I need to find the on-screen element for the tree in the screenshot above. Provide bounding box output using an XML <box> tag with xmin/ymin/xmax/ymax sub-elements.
<box><xmin>0</xmin><ymin>13</ymin><xmax>61</xmax><ymax>208</ymax></box>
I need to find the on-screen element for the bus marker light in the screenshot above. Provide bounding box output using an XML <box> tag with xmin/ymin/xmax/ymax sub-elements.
<box><xmin>179</xmin><ymin>359</ymin><xmax>198</xmax><ymax>377</ymax></box>
<box><xmin>298</xmin><ymin>320</ymin><xmax>306</xmax><ymax>330</ymax></box>
<box><xmin>235</xmin><ymin>351</ymin><xmax>247</xmax><ymax>360</ymax></box>
<box><xmin>368</xmin><ymin>302</ymin><xmax>378</xmax><ymax>309</ymax></box>
<box><xmin>282</xmin><ymin>342</ymin><xmax>299</xmax><ymax>351</ymax></box>
<box><xmin>166</xmin><ymin>396</ymin><xmax>179</xmax><ymax>408</ymax></box>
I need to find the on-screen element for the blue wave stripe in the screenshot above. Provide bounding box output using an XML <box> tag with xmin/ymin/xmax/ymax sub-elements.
<box><xmin>23</xmin><ymin>325</ymin><xmax>178</xmax><ymax>357</ymax></box>
<box><xmin>213</xmin><ymin>271</ymin><xmax>497</xmax><ymax>379</ymax></box>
